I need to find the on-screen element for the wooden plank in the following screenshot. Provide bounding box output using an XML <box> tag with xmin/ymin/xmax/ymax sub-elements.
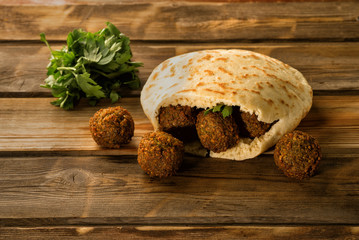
<box><xmin>0</xmin><ymin>154</ymin><xmax>358</xmax><ymax>225</ymax></box>
<box><xmin>0</xmin><ymin>96</ymin><xmax>359</xmax><ymax>155</ymax></box>
<box><xmin>0</xmin><ymin>226</ymin><xmax>358</xmax><ymax>240</ymax></box>
<box><xmin>1</xmin><ymin>0</ymin><xmax>355</xmax><ymax>4</ymax></box>
<box><xmin>0</xmin><ymin>98</ymin><xmax>151</xmax><ymax>155</ymax></box>
<box><xmin>0</xmin><ymin>42</ymin><xmax>358</xmax><ymax>96</ymax></box>
<box><xmin>0</xmin><ymin>1</ymin><xmax>358</xmax><ymax>41</ymax></box>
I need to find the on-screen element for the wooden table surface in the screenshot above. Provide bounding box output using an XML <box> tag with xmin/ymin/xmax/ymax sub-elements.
<box><xmin>0</xmin><ymin>0</ymin><xmax>359</xmax><ymax>239</ymax></box>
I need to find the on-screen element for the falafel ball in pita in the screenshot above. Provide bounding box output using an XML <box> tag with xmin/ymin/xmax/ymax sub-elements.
<box><xmin>140</xmin><ymin>49</ymin><xmax>313</xmax><ymax>161</ymax></box>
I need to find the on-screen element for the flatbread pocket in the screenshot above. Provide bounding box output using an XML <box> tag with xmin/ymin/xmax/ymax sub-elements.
<box><xmin>141</xmin><ymin>49</ymin><xmax>312</xmax><ymax>161</ymax></box>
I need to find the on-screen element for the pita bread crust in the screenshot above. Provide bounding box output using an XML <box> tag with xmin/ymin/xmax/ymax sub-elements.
<box><xmin>140</xmin><ymin>49</ymin><xmax>313</xmax><ymax>161</ymax></box>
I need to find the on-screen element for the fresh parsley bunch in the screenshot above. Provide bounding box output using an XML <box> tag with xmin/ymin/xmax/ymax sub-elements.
<box><xmin>40</xmin><ymin>22</ymin><xmax>143</xmax><ymax>110</ymax></box>
<box><xmin>204</xmin><ymin>104</ymin><xmax>233</xmax><ymax>118</ymax></box>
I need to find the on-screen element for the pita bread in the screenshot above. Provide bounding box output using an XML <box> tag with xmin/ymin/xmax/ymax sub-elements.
<box><xmin>140</xmin><ymin>49</ymin><xmax>313</xmax><ymax>161</ymax></box>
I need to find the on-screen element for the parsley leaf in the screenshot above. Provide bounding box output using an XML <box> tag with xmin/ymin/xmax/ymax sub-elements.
<box><xmin>40</xmin><ymin>22</ymin><xmax>143</xmax><ymax>110</ymax></box>
<box><xmin>74</xmin><ymin>72</ymin><xmax>106</xmax><ymax>99</ymax></box>
<box><xmin>222</xmin><ymin>105</ymin><xmax>233</xmax><ymax>118</ymax></box>
<box><xmin>204</xmin><ymin>104</ymin><xmax>233</xmax><ymax>118</ymax></box>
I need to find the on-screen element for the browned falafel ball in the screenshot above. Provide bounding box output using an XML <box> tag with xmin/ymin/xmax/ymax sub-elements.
<box><xmin>274</xmin><ymin>130</ymin><xmax>322</xmax><ymax>180</ymax></box>
<box><xmin>158</xmin><ymin>105</ymin><xmax>198</xmax><ymax>141</ymax></box>
<box><xmin>239</xmin><ymin>111</ymin><xmax>273</xmax><ymax>138</ymax></box>
<box><xmin>89</xmin><ymin>106</ymin><xmax>134</xmax><ymax>148</ymax></box>
<box><xmin>138</xmin><ymin>131</ymin><xmax>184</xmax><ymax>178</ymax></box>
<box><xmin>159</xmin><ymin>105</ymin><xmax>196</xmax><ymax>129</ymax></box>
<box><xmin>196</xmin><ymin>110</ymin><xmax>240</xmax><ymax>153</ymax></box>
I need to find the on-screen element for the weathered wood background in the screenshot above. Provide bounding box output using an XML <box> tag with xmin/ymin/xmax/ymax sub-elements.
<box><xmin>0</xmin><ymin>0</ymin><xmax>358</xmax><ymax>239</ymax></box>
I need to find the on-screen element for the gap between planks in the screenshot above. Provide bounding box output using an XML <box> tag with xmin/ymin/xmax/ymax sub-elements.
<box><xmin>0</xmin><ymin>225</ymin><xmax>358</xmax><ymax>240</ymax></box>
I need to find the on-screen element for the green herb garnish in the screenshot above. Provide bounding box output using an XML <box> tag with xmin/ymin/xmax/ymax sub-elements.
<box><xmin>204</xmin><ymin>104</ymin><xmax>233</xmax><ymax>118</ymax></box>
<box><xmin>40</xmin><ymin>22</ymin><xmax>143</xmax><ymax>110</ymax></box>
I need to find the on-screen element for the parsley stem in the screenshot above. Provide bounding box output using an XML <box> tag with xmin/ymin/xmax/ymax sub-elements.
<box><xmin>40</xmin><ymin>33</ymin><xmax>53</xmax><ymax>53</ymax></box>
<box><xmin>57</xmin><ymin>67</ymin><xmax>77</xmax><ymax>71</ymax></box>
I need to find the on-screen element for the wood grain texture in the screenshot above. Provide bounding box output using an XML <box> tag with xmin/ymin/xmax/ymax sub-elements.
<box><xmin>0</xmin><ymin>96</ymin><xmax>359</xmax><ymax>155</ymax></box>
<box><xmin>0</xmin><ymin>98</ymin><xmax>151</xmax><ymax>155</ymax></box>
<box><xmin>0</xmin><ymin>0</ymin><xmax>358</xmax><ymax>237</ymax></box>
<box><xmin>0</xmin><ymin>1</ymin><xmax>358</xmax><ymax>41</ymax></box>
<box><xmin>1</xmin><ymin>0</ymin><xmax>355</xmax><ymax>4</ymax></box>
<box><xmin>0</xmin><ymin>154</ymin><xmax>358</xmax><ymax>225</ymax></box>
<box><xmin>0</xmin><ymin>226</ymin><xmax>358</xmax><ymax>239</ymax></box>
<box><xmin>0</xmin><ymin>42</ymin><xmax>358</xmax><ymax>96</ymax></box>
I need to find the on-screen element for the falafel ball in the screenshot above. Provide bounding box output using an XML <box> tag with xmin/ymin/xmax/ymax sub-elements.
<box><xmin>274</xmin><ymin>130</ymin><xmax>322</xmax><ymax>180</ymax></box>
<box><xmin>138</xmin><ymin>131</ymin><xmax>184</xmax><ymax>178</ymax></box>
<box><xmin>158</xmin><ymin>105</ymin><xmax>198</xmax><ymax>141</ymax></box>
<box><xmin>196</xmin><ymin>110</ymin><xmax>240</xmax><ymax>153</ymax></box>
<box><xmin>238</xmin><ymin>111</ymin><xmax>273</xmax><ymax>138</ymax></box>
<box><xmin>89</xmin><ymin>106</ymin><xmax>134</xmax><ymax>148</ymax></box>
